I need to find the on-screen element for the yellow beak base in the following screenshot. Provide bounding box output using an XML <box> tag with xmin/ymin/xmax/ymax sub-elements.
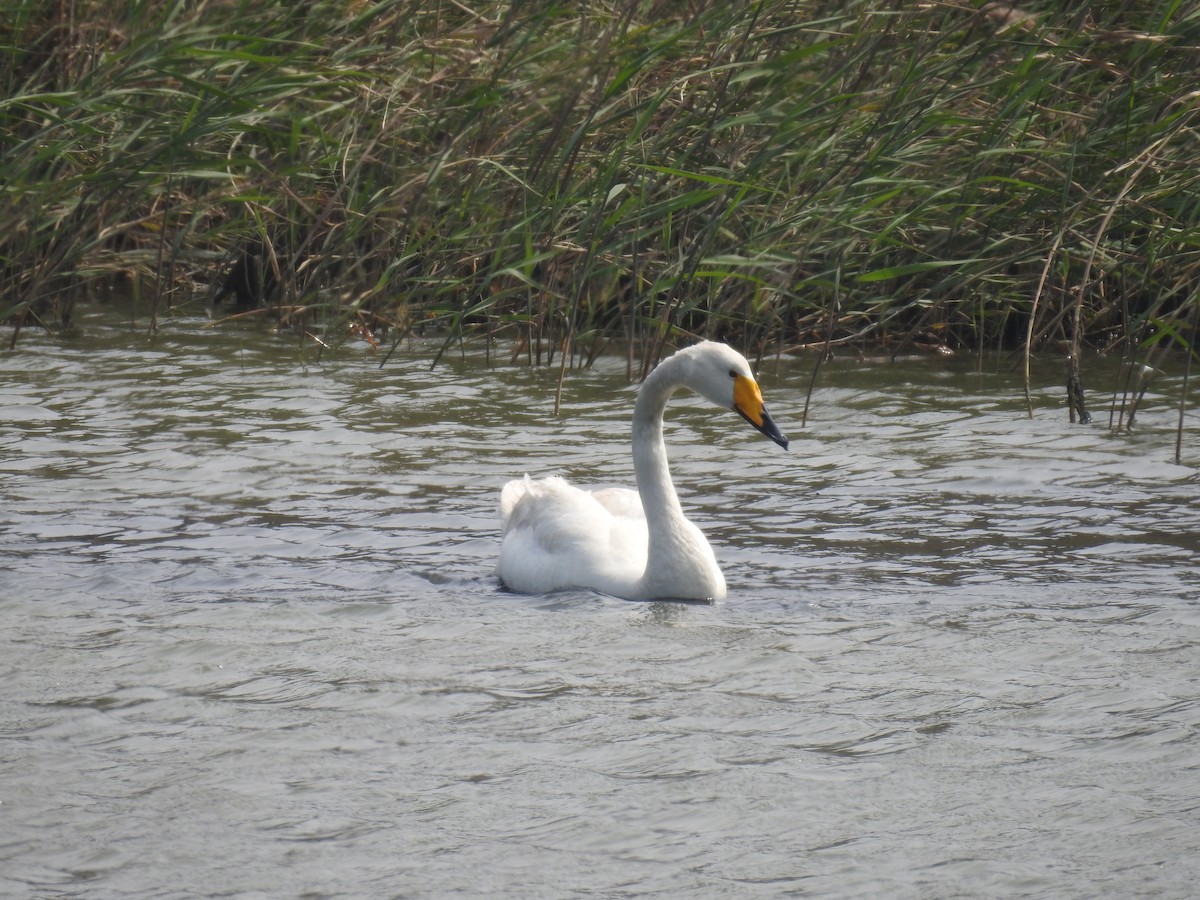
<box><xmin>733</xmin><ymin>374</ymin><xmax>766</xmax><ymax>427</ymax></box>
<box><xmin>733</xmin><ymin>374</ymin><xmax>789</xmax><ymax>450</ymax></box>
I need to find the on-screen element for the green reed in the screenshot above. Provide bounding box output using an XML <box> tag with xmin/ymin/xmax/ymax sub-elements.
<box><xmin>3</xmin><ymin>0</ymin><xmax>1199</xmax><ymax>394</ymax></box>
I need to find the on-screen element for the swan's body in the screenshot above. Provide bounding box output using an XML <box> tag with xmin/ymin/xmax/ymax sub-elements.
<box><xmin>496</xmin><ymin>341</ymin><xmax>788</xmax><ymax>601</ymax></box>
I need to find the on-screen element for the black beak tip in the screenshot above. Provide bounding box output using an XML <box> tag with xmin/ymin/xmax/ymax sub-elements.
<box><xmin>739</xmin><ymin>405</ymin><xmax>789</xmax><ymax>450</ymax></box>
<box><xmin>759</xmin><ymin>407</ymin><xmax>789</xmax><ymax>450</ymax></box>
<box><xmin>765</xmin><ymin>426</ymin><xmax>789</xmax><ymax>450</ymax></box>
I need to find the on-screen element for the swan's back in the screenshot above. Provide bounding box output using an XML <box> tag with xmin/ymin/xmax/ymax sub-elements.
<box><xmin>498</xmin><ymin>475</ymin><xmax>648</xmax><ymax>597</ymax></box>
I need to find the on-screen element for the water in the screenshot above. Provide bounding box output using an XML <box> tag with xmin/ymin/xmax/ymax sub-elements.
<box><xmin>2</xmin><ymin>309</ymin><xmax>1198</xmax><ymax>898</ymax></box>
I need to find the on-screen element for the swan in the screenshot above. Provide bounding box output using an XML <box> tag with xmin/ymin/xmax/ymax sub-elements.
<box><xmin>496</xmin><ymin>341</ymin><xmax>789</xmax><ymax>602</ymax></box>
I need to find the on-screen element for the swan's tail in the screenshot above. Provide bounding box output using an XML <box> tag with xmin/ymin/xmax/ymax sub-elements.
<box><xmin>498</xmin><ymin>475</ymin><xmax>533</xmax><ymax>533</ymax></box>
<box><xmin>499</xmin><ymin>474</ymin><xmax>577</xmax><ymax>535</ymax></box>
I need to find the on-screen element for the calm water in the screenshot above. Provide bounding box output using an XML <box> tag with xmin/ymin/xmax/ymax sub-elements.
<box><xmin>2</xmin><ymin>309</ymin><xmax>1198</xmax><ymax>898</ymax></box>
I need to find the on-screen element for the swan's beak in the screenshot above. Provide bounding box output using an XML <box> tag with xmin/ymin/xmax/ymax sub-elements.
<box><xmin>733</xmin><ymin>375</ymin><xmax>789</xmax><ymax>450</ymax></box>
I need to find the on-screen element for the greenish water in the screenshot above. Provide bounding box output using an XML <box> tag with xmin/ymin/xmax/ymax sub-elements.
<box><xmin>2</xmin><ymin>309</ymin><xmax>1198</xmax><ymax>897</ymax></box>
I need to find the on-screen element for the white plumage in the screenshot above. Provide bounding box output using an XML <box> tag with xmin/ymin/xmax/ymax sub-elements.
<box><xmin>496</xmin><ymin>341</ymin><xmax>789</xmax><ymax>601</ymax></box>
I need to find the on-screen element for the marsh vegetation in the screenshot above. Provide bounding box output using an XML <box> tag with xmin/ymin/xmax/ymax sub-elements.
<box><xmin>3</xmin><ymin>0</ymin><xmax>1198</xmax><ymax>435</ymax></box>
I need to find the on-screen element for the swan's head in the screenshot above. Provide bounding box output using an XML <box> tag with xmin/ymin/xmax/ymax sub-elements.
<box><xmin>672</xmin><ymin>341</ymin><xmax>789</xmax><ymax>450</ymax></box>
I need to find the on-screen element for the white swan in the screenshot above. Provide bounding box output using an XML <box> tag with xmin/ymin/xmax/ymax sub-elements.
<box><xmin>497</xmin><ymin>341</ymin><xmax>789</xmax><ymax>601</ymax></box>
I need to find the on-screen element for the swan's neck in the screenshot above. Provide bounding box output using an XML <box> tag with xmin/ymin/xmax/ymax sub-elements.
<box><xmin>632</xmin><ymin>369</ymin><xmax>686</xmax><ymax>529</ymax></box>
<box><xmin>631</xmin><ymin>359</ymin><xmax>722</xmax><ymax>599</ymax></box>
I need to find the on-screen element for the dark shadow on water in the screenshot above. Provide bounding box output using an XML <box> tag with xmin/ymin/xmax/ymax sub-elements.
<box><xmin>633</xmin><ymin>599</ymin><xmax>712</xmax><ymax>626</ymax></box>
<box><xmin>493</xmin><ymin>580</ymin><xmax>714</xmax><ymax>619</ymax></box>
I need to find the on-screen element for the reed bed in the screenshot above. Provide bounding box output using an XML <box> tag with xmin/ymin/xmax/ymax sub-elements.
<box><xmin>3</xmin><ymin>0</ymin><xmax>1199</xmax><ymax>439</ymax></box>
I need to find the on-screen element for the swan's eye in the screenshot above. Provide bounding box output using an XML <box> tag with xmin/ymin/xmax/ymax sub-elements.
<box><xmin>728</xmin><ymin>369</ymin><xmax>737</xmax><ymax>378</ymax></box>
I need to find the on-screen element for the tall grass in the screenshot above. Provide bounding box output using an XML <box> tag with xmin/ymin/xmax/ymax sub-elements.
<box><xmin>4</xmin><ymin>1</ymin><xmax>1199</xmax><ymax>417</ymax></box>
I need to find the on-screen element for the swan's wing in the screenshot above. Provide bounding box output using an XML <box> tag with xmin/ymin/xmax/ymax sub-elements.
<box><xmin>589</xmin><ymin>487</ymin><xmax>643</xmax><ymax>521</ymax></box>
<box><xmin>588</xmin><ymin>488</ymin><xmax>648</xmax><ymax>564</ymax></box>
<box><xmin>497</xmin><ymin>476</ymin><xmax>646</xmax><ymax>596</ymax></box>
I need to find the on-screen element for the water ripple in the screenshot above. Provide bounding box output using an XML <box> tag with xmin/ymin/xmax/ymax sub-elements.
<box><xmin>1</xmin><ymin>319</ymin><xmax>1198</xmax><ymax>897</ymax></box>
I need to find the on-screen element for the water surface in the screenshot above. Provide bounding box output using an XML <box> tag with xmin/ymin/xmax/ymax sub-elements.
<box><xmin>2</xmin><ymin>310</ymin><xmax>1198</xmax><ymax>897</ymax></box>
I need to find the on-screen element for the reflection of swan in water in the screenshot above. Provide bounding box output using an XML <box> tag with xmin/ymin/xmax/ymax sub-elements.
<box><xmin>497</xmin><ymin>341</ymin><xmax>789</xmax><ymax>602</ymax></box>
